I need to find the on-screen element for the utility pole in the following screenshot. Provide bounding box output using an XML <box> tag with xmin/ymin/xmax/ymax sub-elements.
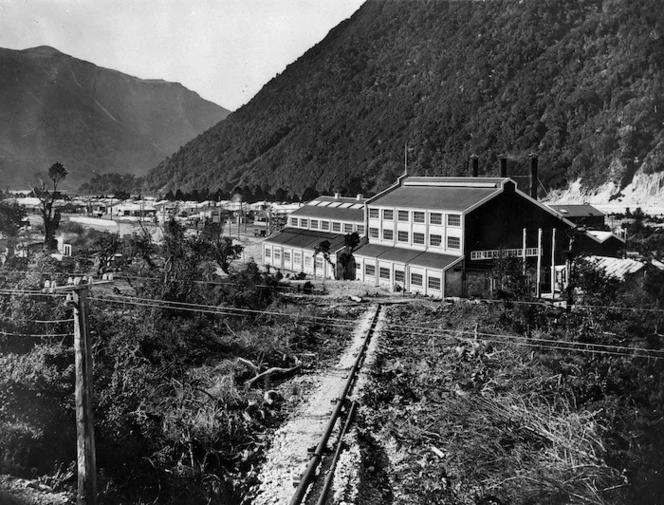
<box><xmin>44</xmin><ymin>275</ymin><xmax>112</xmax><ymax>505</ymax></box>
<box><xmin>70</xmin><ymin>285</ymin><xmax>96</xmax><ymax>505</ymax></box>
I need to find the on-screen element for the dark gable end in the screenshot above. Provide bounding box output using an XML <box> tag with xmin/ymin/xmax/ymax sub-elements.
<box><xmin>464</xmin><ymin>182</ymin><xmax>573</xmax><ymax>270</ymax></box>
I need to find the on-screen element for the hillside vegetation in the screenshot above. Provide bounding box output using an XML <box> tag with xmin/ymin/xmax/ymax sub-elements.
<box><xmin>0</xmin><ymin>46</ymin><xmax>229</xmax><ymax>189</ymax></box>
<box><xmin>146</xmin><ymin>0</ymin><xmax>664</xmax><ymax>198</ymax></box>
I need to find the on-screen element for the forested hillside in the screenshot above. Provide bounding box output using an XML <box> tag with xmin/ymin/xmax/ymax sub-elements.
<box><xmin>146</xmin><ymin>0</ymin><xmax>664</xmax><ymax>198</ymax></box>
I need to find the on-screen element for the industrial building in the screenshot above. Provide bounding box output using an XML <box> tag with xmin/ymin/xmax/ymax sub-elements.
<box><xmin>261</xmin><ymin>157</ymin><xmax>625</xmax><ymax>298</ymax></box>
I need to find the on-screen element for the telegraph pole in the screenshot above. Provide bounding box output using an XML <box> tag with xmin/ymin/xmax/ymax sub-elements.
<box><xmin>44</xmin><ymin>275</ymin><xmax>112</xmax><ymax>505</ymax></box>
<box><xmin>70</xmin><ymin>285</ymin><xmax>96</xmax><ymax>505</ymax></box>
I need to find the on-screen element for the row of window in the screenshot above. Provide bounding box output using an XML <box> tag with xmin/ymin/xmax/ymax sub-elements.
<box><xmin>368</xmin><ymin>208</ymin><xmax>461</xmax><ymax>226</ymax></box>
<box><xmin>290</xmin><ymin>217</ymin><xmax>364</xmax><ymax>235</ymax></box>
<box><xmin>368</xmin><ymin>228</ymin><xmax>460</xmax><ymax>249</ymax></box>
<box><xmin>364</xmin><ymin>264</ymin><xmax>442</xmax><ymax>290</ymax></box>
<box><xmin>265</xmin><ymin>247</ymin><xmax>325</xmax><ymax>269</ymax></box>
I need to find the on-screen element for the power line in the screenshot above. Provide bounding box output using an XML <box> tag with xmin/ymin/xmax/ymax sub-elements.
<box><xmin>88</xmin><ymin>292</ymin><xmax>663</xmax><ymax>359</ymax></box>
<box><xmin>88</xmin><ymin>293</ymin><xmax>360</xmax><ymax>324</ymax></box>
<box><xmin>379</xmin><ymin>326</ymin><xmax>664</xmax><ymax>360</ymax></box>
<box><xmin>381</xmin><ymin>320</ymin><xmax>664</xmax><ymax>355</ymax></box>
<box><xmin>0</xmin><ymin>329</ymin><xmax>74</xmax><ymax>338</ymax></box>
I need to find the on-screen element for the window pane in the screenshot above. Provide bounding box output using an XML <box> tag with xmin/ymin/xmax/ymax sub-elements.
<box><xmin>310</xmin><ymin>220</ymin><xmax>319</xmax><ymax>229</ymax></box>
<box><xmin>383</xmin><ymin>210</ymin><xmax>393</xmax><ymax>220</ymax></box>
<box><xmin>379</xmin><ymin>267</ymin><xmax>390</xmax><ymax>279</ymax></box>
<box><xmin>448</xmin><ymin>214</ymin><xmax>461</xmax><ymax>226</ymax></box>
<box><xmin>265</xmin><ymin>248</ymin><xmax>271</xmax><ymax>258</ymax></box>
<box><xmin>321</xmin><ymin>221</ymin><xmax>330</xmax><ymax>230</ymax></box>
<box><xmin>332</xmin><ymin>222</ymin><xmax>341</xmax><ymax>232</ymax></box>
<box><xmin>344</xmin><ymin>223</ymin><xmax>353</xmax><ymax>233</ymax></box>
<box><xmin>411</xmin><ymin>273</ymin><xmax>423</xmax><ymax>286</ymax></box>
<box><xmin>395</xmin><ymin>270</ymin><xmax>405</xmax><ymax>282</ymax></box>
<box><xmin>365</xmin><ymin>264</ymin><xmax>376</xmax><ymax>276</ymax></box>
<box><xmin>383</xmin><ymin>229</ymin><xmax>394</xmax><ymax>240</ymax></box>
<box><xmin>369</xmin><ymin>227</ymin><xmax>379</xmax><ymax>238</ymax></box>
<box><xmin>369</xmin><ymin>208</ymin><xmax>379</xmax><ymax>219</ymax></box>
<box><xmin>447</xmin><ymin>236</ymin><xmax>461</xmax><ymax>249</ymax></box>
<box><xmin>430</xmin><ymin>234</ymin><xmax>442</xmax><ymax>246</ymax></box>
<box><xmin>357</xmin><ymin>225</ymin><xmax>365</xmax><ymax>235</ymax></box>
<box><xmin>398</xmin><ymin>210</ymin><xmax>409</xmax><ymax>221</ymax></box>
<box><xmin>413</xmin><ymin>212</ymin><xmax>425</xmax><ymax>223</ymax></box>
<box><xmin>300</xmin><ymin>218</ymin><xmax>308</xmax><ymax>228</ymax></box>
<box><xmin>430</xmin><ymin>213</ymin><xmax>442</xmax><ymax>225</ymax></box>
<box><xmin>397</xmin><ymin>230</ymin><xmax>409</xmax><ymax>242</ymax></box>
<box><xmin>413</xmin><ymin>232</ymin><xmax>425</xmax><ymax>244</ymax></box>
<box><xmin>428</xmin><ymin>276</ymin><xmax>441</xmax><ymax>290</ymax></box>
<box><xmin>290</xmin><ymin>217</ymin><xmax>298</xmax><ymax>226</ymax></box>
<box><xmin>284</xmin><ymin>251</ymin><xmax>291</xmax><ymax>261</ymax></box>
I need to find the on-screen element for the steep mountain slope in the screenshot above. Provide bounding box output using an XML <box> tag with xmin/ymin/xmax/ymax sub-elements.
<box><xmin>146</xmin><ymin>0</ymin><xmax>664</xmax><ymax>199</ymax></box>
<box><xmin>0</xmin><ymin>46</ymin><xmax>229</xmax><ymax>189</ymax></box>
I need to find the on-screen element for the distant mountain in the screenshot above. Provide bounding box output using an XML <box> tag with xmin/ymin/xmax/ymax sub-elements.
<box><xmin>0</xmin><ymin>46</ymin><xmax>230</xmax><ymax>189</ymax></box>
<box><xmin>146</xmin><ymin>0</ymin><xmax>664</xmax><ymax>200</ymax></box>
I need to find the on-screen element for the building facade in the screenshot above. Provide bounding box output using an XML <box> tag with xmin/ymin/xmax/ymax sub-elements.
<box><xmin>354</xmin><ymin>176</ymin><xmax>594</xmax><ymax>298</ymax></box>
<box><xmin>262</xmin><ymin>194</ymin><xmax>366</xmax><ymax>279</ymax></box>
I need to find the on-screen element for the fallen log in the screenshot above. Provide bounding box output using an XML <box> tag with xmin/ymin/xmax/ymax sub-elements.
<box><xmin>245</xmin><ymin>364</ymin><xmax>301</xmax><ymax>388</ymax></box>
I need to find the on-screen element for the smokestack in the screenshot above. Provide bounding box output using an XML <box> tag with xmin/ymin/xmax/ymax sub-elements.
<box><xmin>499</xmin><ymin>156</ymin><xmax>507</xmax><ymax>178</ymax></box>
<box><xmin>470</xmin><ymin>154</ymin><xmax>479</xmax><ymax>177</ymax></box>
<box><xmin>334</xmin><ymin>193</ymin><xmax>341</xmax><ymax>200</ymax></box>
<box><xmin>530</xmin><ymin>154</ymin><xmax>538</xmax><ymax>200</ymax></box>
<box><xmin>356</xmin><ymin>194</ymin><xmax>363</xmax><ymax>201</ymax></box>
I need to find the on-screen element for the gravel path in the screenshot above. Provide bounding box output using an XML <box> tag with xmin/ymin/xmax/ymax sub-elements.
<box><xmin>252</xmin><ymin>304</ymin><xmax>381</xmax><ymax>505</ymax></box>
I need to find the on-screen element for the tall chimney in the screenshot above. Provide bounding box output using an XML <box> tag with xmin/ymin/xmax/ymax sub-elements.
<box><xmin>499</xmin><ymin>156</ymin><xmax>507</xmax><ymax>178</ymax></box>
<box><xmin>470</xmin><ymin>154</ymin><xmax>479</xmax><ymax>177</ymax></box>
<box><xmin>530</xmin><ymin>155</ymin><xmax>538</xmax><ymax>200</ymax></box>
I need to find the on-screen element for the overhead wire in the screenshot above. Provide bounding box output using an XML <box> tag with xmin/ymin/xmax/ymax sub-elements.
<box><xmin>378</xmin><ymin>326</ymin><xmax>664</xmax><ymax>360</ymax></box>
<box><xmin>87</xmin><ymin>292</ymin><xmax>664</xmax><ymax>359</ymax></box>
<box><xmin>380</xmin><ymin>322</ymin><xmax>664</xmax><ymax>355</ymax></box>
<box><xmin>0</xmin><ymin>329</ymin><xmax>74</xmax><ymax>338</ymax></box>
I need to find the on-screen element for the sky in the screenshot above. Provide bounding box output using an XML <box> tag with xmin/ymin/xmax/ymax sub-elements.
<box><xmin>0</xmin><ymin>0</ymin><xmax>366</xmax><ymax>111</ymax></box>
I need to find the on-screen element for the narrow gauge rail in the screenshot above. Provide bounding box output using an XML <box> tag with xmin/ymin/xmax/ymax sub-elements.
<box><xmin>289</xmin><ymin>304</ymin><xmax>382</xmax><ymax>505</ymax></box>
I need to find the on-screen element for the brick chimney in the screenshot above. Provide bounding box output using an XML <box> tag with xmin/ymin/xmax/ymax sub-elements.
<box><xmin>499</xmin><ymin>156</ymin><xmax>507</xmax><ymax>178</ymax></box>
<box><xmin>530</xmin><ymin>155</ymin><xmax>538</xmax><ymax>200</ymax></box>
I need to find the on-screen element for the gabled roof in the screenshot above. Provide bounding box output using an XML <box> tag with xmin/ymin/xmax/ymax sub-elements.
<box><xmin>585</xmin><ymin>230</ymin><xmax>624</xmax><ymax>244</ymax></box>
<box><xmin>290</xmin><ymin>195</ymin><xmax>365</xmax><ymax>222</ymax></box>
<box><xmin>550</xmin><ymin>204</ymin><xmax>604</xmax><ymax>218</ymax></box>
<box><xmin>368</xmin><ymin>177</ymin><xmax>507</xmax><ymax>212</ymax></box>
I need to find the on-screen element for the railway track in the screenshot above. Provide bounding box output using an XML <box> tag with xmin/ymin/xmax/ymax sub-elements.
<box><xmin>289</xmin><ymin>304</ymin><xmax>382</xmax><ymax>505</ymax></box>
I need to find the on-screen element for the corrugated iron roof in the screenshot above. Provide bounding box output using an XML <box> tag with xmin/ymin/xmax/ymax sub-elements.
<box><xmin>264</xmin><ymin>229</ymin><xmax>346</xmax><ymax>252</ymax></box>
<box><xmin>550</xmin><ymin>204</ymin><xmax>604</xmax><ymax>218</ymax></box>
<box><xmin>587</xmin><ymin>255</ymin><xmax>645</xmax><ymax>280</ymax></box>
<box><xmin>354</xmin><ymin>243</ymin><xmax>462</xmax><ymax>271</ymax></box>
<box><xmin>371</xmin><ymin>185</ymin><xmax>499</xmax><ymax>212</ymax></box>
<box><xmin>290</xmin><ymin>200</ymin><xmax>364</xmax><ymax>222</ymax></box>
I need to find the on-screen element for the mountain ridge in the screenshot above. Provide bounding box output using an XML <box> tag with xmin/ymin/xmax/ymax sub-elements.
<box><xmin>0</xmin><ymin>45</ymin><xmax>230</xmax><ymax>189</ymax></box>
